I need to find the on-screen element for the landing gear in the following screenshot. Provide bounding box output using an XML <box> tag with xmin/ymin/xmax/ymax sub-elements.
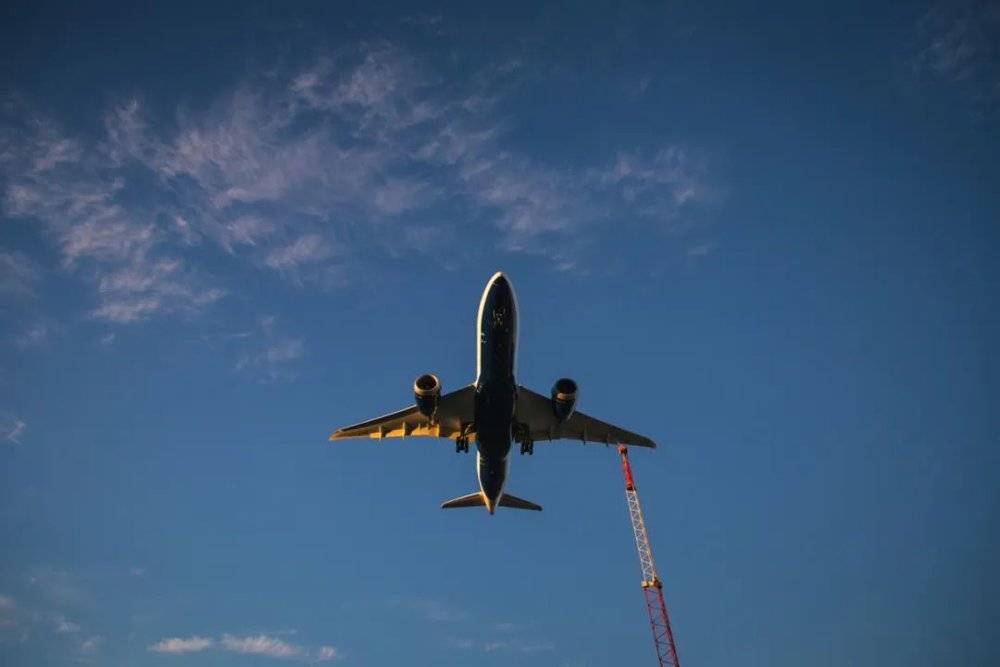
<box><xmin>456</xmin><ymin>423</ymin><xmax>472</xmax><ymax>453</ymax></box>
<box><xmin>513</xmin><ymin>423</ymin><xmax>533</xmax><ymax>455</ymax></box>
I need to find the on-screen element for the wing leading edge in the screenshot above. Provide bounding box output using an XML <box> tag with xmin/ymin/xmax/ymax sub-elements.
<box><xmin>515</xmin><ymin>386</ymin><xmax>656</xmax><ymax>448</ymax></box>
<box><xmin>330</xmin><ymin>384</ymin><xmax>476</xmax><ymax>442</ymax></box>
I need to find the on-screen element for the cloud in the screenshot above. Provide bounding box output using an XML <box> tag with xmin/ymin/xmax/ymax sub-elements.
<box><xmin>2</xmin><ymin>413</ymin><xmax>26</xmax><ymax>445</ymax></box>
<box><xmin>911</xmin><ymin>2</ymin><xmax>1000</xmax><ymax>109</ymax></box>
<box><xmin>78</xmin><ymin>635</ymin><xmax>101</xmax><ymax>655</ymax></box>
<box><xmin>0</xmin><ymin>587</ymin><xmax>102</xmax><ymax>656</ymax></box>
<box><xmin>233</xmin><ymin>315</ymin><xmax>304</xmax><ymax>382</ymax></box>
<box><xmin>149</xmin><ymin>636</ymin><xmax>213</xmax><ymax>653</ymax></box>
<box><xmin>0</xmin><ymin>594</ymin><xmax>15</xmax><ymax>621</ymax></box>
<box><xmin>314</xmin><ymin>645</ymin><xmax>339</xmax><ymax>662</ymax></box>
<box><xmin>26</xmin><ymin>567</ymin><xmax>89</xmax><ymax>607</ymax></box>
<box><xmin>0</xmin><ymin>250</ymin><xmax>40</xmax><ymax>298</ymax></box>
<box><xmin>55</xmin><ymin>618</ymin><xmax>80</xmax><ymax>634</ymax></box>
<box><xmin>395</xmin><ymin>598</ymin><xmax>468</xmax><ymax>623</ymax></box>
<box><xmin>221</xmin><ymin>634</ymin><xmax>301</xmax><ymax>658</ymax></box>
<box><xmin>1</xmin><ymin>42</ymin><xmax>720</xmax><ymax>333</ymax></box>
<box><xmin>13</xmin><ymin>322</ymin><xmax>49</xmax><ymax>349</ymax></box>
<box><xmin>264</xmin><ymin>234</ymin><xmax>333</xmax><ymax>271</ymax></box>
<box><xmin>449</xmin><ymin>636</ymin><xmax>554</xmax><ymax>653</ymax></box>
<box><xmin>0</xmin><ymin>104</ymin><xmax>226</xmax><ymax>325</ymax></box>
<box><xmin>147</xmin><ymin>633</ymin><xmax>338</xmax><ymax>662</ymax></box>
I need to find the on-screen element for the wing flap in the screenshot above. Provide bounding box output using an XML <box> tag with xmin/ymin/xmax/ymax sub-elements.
<box><xmin>330</xmin><ymin>384</ymin><xmax>476</xmax><ymax>442</ymax></box>
<box><xmin>515</xmin><ymin>385</ymin><xmax>656</xmax><ymax>448</ymax></box>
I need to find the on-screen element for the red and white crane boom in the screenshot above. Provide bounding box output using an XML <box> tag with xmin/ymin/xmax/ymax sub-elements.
<box><xmin>618</xmin><ymin>445</ymin><xmax>682</xmax><ymax>667</ymax></box>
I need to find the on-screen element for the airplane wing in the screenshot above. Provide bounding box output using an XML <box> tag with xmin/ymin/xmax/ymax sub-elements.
<box><xmin>515</xmin><ymin>386</ymin><xmax>656</xmax><ymax>448</ymax></box>
<box><xmin>330</xmin><ymin>384</ymin><xmax>476</xmax><ymax>442</ymax></box>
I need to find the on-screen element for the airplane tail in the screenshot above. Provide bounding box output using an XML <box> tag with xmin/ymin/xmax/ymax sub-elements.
<box><xmin>440</xmin><ymin>492</ymin><xmax>542</xmax><ymax>512</ymax></box>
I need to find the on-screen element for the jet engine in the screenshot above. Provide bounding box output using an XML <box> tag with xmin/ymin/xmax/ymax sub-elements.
<box><xmin>551</xmin><ymin>377</ymin><xmax>577</xmax><ymax>421</ymax></box>
<box><xmin>414</xmin><ymin>373</ymin><xmax>441</xmax><ymax>419</ymax></box>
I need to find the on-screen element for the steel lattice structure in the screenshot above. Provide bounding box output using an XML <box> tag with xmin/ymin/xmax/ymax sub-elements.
<box><xmin>618</xmin><ymin>445</ymin><xmax>681</xmax><ymax>667</ymax></box>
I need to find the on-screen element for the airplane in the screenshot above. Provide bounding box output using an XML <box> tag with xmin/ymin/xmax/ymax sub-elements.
<box><xmin>329</xmin><ymin>272</ymin><xmax>656</xmax><ymax>514</ymax></box>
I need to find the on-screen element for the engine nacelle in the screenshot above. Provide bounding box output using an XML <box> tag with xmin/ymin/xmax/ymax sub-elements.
<box><xmin>414</xmin><ymin>373</ymin><xmax>441</xmax><ymax>419</ymax></box>
<box><xmin>551</xmin><ymin>377</ymin><xmax>577</xmax><ymax>421</ymax></box>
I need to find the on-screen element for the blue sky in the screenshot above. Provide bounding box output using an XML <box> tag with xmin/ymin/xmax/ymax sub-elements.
<box><xmin>1</xmin><ymin>1</ymin><xmax>998</xmax><ymax>665</ymax></box>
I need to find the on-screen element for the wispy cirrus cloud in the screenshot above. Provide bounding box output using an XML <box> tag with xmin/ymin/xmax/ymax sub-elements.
<box><xmin>232</xmin><ymin>315</ymin><xmax>305</xmax><ymax>382</ymax></box>
<box><xmin>149</xmin><ymin>636</ymin><xmax>213</xmax><ymax>653</ymax></box>
<box><xmin>0</xmin><ymin>249</ymin><xmax>41</xmax><ymax>298</ymax></box>
<box><xmin>1</xmin><ymin>41</ymin><xmax>719</xmax><ymax>330</ymax></box>
<box><xmin>221</xmin><ymin>633</ymin><xmax>301</xmax><ymax>658</ymax></box>
<box><xmin>0</xmin><ymin>593</ymin><xmax>15</xmax><ymax>622</ymax></box>
<box><xmin>0</xmin><ymin>587</ymin><xmax>99</xmax><ymax>657</ymax></box>
<box><xmin>148</xmin><ymin>633</ymin><xmax>337</xmax><ymax>662</ymax></box>
<box><xmin>393</xmin><ymin>597</ymin><xmax>469</xmax><ymax>623</ymax></box>
<box><xmin>13</xmin><ymin>322</ymin><xmax>50</xmax><ymax>349</ymax></box>
<box><xmin>1</xmin><ymin>103</ymin><xmax>225</xmax><ymax>324</ymax></box>
<box><xmin>911</xmin><ymin>1</ymin><xmax>1000</xmax><ymax>110</ymax></box>
<box><xmin>2</xmin><ymin>413</ymin><xmax>26</xmax><ymax>445</ymax></box>
<box><xmin>448</xmin><ymin>636</ymin><xmax>555</xmax><ymax>653</ymax></box>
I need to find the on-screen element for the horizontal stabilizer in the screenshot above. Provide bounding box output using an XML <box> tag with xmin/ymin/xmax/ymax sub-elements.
<box><xmin>441</xmin><ymin>492</ymin><xmax>486</xmax><ymax>509</ymax></box>
<box><xmin>498</xmin><ymin>493</ymin><xmax>542</xmax><ymax>511</ymax></box>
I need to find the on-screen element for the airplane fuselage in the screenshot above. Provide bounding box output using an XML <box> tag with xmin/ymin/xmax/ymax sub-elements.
<box><xmin>474</xmin><ymin>272</ymin><xmax>518</xmax><ymax>512</ymax></box>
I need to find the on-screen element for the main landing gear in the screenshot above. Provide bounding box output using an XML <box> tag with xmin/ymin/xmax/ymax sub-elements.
<box><xmin>514</xmin><ymin>422</ymin><xmax>534</xmax><ymax>455</ymax></box>
<box><xmin>455</xmin><ymin>423</ymin><xmax>472</xmax><ymax>453</ymax></box>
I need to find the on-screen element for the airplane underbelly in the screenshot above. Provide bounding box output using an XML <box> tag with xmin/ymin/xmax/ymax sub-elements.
<box><xmin>474</xmin><ymin>383</ymin><xmax>513</xmax><ymax>499</ymax></box>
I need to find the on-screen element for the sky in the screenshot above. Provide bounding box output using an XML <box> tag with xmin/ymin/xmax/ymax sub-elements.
<box><xmin>1</xmin><ymin>1</ymin><xmax>998</xmax><ymax>665</ymax></box>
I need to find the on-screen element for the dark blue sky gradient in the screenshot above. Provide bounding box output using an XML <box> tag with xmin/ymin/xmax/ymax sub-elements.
<box><xmin>1</xmin><ymin>2</ymin><xmax>997</xmax><ymax>666</ymax></box>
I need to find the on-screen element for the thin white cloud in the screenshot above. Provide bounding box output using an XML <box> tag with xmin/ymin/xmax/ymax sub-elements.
<box><xmin>264</xmin><ymin>234</ymin><xmax>333</xmax><ymax>271</ymax></box>
<box><xmin>686</xmin><ymin>241</ymin><xmax>716</xmax><ymax>258</ymax></box>
<box><xmin>78</xmin><ymin>635</ymin><xmax>101</xmax><ymax>655</ymax></box>
<box><xmin>26</xmin><ymin>567</ymin><xmax>89</xmax><ymax>606</ymax></box>
<box><xmin>221</xmin><ymin>634</ymin><xmax>301</xmax><ymax>658</ymax></box>
<box><xmin>0</xmin><ymin>594</ymin><xmax>15</xmax><ymax>617</ymax></box>
<box><xmin>395</xmin><ymin>598</ymin><xmax>468</xmax><ymax>623</ymax></box>
<box><xmin>2</xmin><ymin>413</ymin><xmax>26</xmax><ymax>445</ymax></box>
<box><xmin>0</xmin><ymin>250</ymin><xmax>41</xmax><ymax>298</ymax></box>
<box><xmin>449</xmin><ymin>635</ymin><xmax>554</xmax><ymax>653</ymax></box>
<box><xmin>149</xmin><ymin>636</ymin><xmax>213</xmax><ymax>653</ymax></box>
<box><xmin>14</xmin><ymin>322</ymin><xmax>49</xmax><ymax>349</ymax></box>
<box><xmin>912</xmin><ymin>2</ymin><xmax>1000</xmax><ymax>109</ymax></box>
<box><xmin>147</xmin><ymin>633</ymin><xmax>338</xmax><ymax>662</ymax></box>
<box><xmin>55</xmin><ymin>618</ymin><xmax>81</xmax><ymax>634</ymax></box>
<box><xmin>1</xmin><ymin>41</ymin><xmax>720</xmax><ymax>331</ymax></box>
<box><xmin>233</xmin><ymin>315</ymin><xmax>304</xmax><ymax>382</ymax></box>
<box><xmin>314</xmin><ymin>645</ymin><xmax>339</xmax><ymax>662</ymax></box>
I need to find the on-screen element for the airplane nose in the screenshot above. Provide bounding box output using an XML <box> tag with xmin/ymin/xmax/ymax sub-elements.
<box><xmin>489</xmin><ymin>274</ymin><xmax>513</xmax><ymax>299</ymax></box>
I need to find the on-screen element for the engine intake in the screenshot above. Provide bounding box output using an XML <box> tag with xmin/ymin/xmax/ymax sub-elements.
<box><xmin>414</xmin><ymin>373</ymin><xmax>441</xmax><ymax>419</ymax></box>
<box><xmin>551</xmin><ymin>377</ymin><xmax>577</xmax><ymax>421</ymax></box>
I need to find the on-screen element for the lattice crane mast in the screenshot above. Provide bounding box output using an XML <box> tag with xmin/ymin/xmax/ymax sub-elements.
<box><xmin>618</xmin><ymin>445</ymin><xmax>682</xmax><ymax>667</ymax></box>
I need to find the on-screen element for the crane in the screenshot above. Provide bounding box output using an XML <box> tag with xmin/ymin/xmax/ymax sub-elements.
<box><xmin>618</xmin><ymin>445</ymin><xmax>682</xmax><ymax>667</ymax></box>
